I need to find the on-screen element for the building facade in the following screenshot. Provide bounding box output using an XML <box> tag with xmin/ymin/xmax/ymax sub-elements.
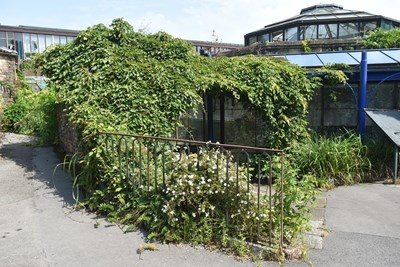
<box><xmin>0</xmin><ymin>25</ymin><xmax>79</xmax><ymax>60</ymax></box>
<box><xmin>0</xmin><ymin>24</ymin><xmax>242</xmax><ymax>61</ymax></box>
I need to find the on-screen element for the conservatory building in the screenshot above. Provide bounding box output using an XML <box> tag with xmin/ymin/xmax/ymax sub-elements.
<box><xmin>242</xmin><ymin>4</ymin><xmax>400</xmax><ymax>54</ymax></box>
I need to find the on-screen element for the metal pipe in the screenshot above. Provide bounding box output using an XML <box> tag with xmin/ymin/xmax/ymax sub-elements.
<box><xmin>358</xmin><ymin>51</ymin><xmax>367</xmax><ymax>138</ymax></box>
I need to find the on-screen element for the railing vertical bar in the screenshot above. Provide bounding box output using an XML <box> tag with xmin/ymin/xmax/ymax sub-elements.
<box><xmin>154</xmin><ymin>141</ymin><xmax>158</xmax><ymax>192</ymax></box>
<box><xmin>111</xmin><ymin>135</ymin><xmax>115</xmax><ymax>161</ymax></box>
<box><xmin>235</xmin><ymin>151</ymin><xmax>239</xmax><ymax>234</ymax></box>
<box><xmin>118</xmin><ymin>136</ymin><xmax>123</xmax><ymax>179</ymax></box>
<box><xmin>225</xmin><ymin>150</ymin><xmax>229</xmax><ymax>229</ymax></box>
<box><xmin>131</xmin><ymin>139</ymin><xmax>136</xmax><ymax>190</ymax></box>
<box><xmin>139</xmin><ymin>140</ymin><xmax>143</xmax><ymax>194</ymax></box>
<box><xmin>162</xmin><ymin>143</ymin><xmax>167</xmax><ymax>188</ymax></box>
<box><xmin>280</xmin><ymin>152</ymin><xmax>284</xmax><ymax>251</ymax></box>
<box><xmin>147</xmin><ymin>144</ymin><xmax>151</xmax><ymax>192</ymax></box>
<box><xmin>268</xmin><ymin>154</ymin><xmax>273</xmax><ymax>246</ymax></box>
<box><xmin>257</xmin><ymin>158</ymin><xmax>261</xmax><ymax>241</ymax></box>
<box><xmin>125</xmin><ymin>137</ymin><xmax>129</xmax><ymax>181</ymax></box>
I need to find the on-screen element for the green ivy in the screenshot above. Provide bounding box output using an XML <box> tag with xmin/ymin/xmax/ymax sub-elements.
<box><xmin>35</xmin><ymin>18</ymin><xmax>345</xmax><ymax>150</ymax></box>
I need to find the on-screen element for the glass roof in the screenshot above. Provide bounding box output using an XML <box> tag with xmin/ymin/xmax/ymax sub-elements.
<box><xmin>317</xmin><ymin>53</ymin><xmax>359</xmax><ymax>65</ymax></box>
<box><xmin>247</xmin><ymin>4</ymin><xmax>400</xmax><ymax>36</ymax></box>
<box><xmin>272</xmin><ymin>49</ymin><xmax>400</xmax><ymax>67</ymax></box>
<box><xmin>284</xmin><ymin>54</ymin><xmax>323</xmax><ymax>67</ymax></box>
<box><xmin>382</xmin><ymin>50</ymin><xmax>400</xmax><ymax>61</ymax></box>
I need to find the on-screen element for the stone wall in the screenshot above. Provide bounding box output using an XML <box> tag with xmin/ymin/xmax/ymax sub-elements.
<box><xmin>0</xmin><ymin>49</ymin><xmax>17</xmax><ymax>116</ymax></box>
<box><xmin>0</xmin><ymin>53</ymin><xmax>17</xmax><ymax>85</ymax></box>
<box><xmin>57</xmin><ymin>107</ymin><xmax>81</xmax><ymax>155</ymax></box>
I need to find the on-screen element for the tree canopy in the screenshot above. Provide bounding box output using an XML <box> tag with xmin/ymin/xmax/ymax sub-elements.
<box><xmin>362</xmin><ymin>28</ymin><xmax>400</xmax><ymax>49</ymax></box>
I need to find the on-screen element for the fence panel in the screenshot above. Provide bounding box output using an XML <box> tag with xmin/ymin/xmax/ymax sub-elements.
<box><xmin>98</xmin><ymin>130</ymin><xmax>284</xmax><ymax>248</ymax></box>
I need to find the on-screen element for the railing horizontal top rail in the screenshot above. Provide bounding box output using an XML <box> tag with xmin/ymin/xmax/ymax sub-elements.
<box><xmin>97</xmin><ymin>130</ymin><xmax>284</xmax><ymax>154</ymax></box>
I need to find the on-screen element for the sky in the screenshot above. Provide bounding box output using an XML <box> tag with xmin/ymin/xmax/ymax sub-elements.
<box><xmin>1</xmin><ymin>0</ymin><xmax>400</xmax><ymax>44</ymax></box>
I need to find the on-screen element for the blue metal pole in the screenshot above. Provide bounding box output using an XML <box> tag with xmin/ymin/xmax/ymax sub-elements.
<box><xmin>358</xmin><ymin>51</ymin><xmax>367</xmax><ymax>138</ymax></box>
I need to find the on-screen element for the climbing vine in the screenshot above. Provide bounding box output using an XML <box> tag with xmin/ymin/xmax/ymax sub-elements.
<box><xmin>36</xmin><ymin>18</ymin><xmax>345</xmax><ymax>150</ymax></box>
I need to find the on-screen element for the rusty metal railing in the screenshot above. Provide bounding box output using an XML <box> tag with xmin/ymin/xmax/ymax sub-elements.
<box><xmin>97</xmin><ymin>130</ymin><xmax>284</xmax><ymax>249</ymax></box>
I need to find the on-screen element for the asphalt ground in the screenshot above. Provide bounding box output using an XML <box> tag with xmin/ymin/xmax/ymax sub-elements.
<box><xmin>1</xmin><ymin>132</ymin><xmax>400</xmax><ymax>267</ymax></box>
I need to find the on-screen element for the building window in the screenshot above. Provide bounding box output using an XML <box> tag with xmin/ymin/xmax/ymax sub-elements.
<box><xmin>338</xmin><ymin>22</ymin><xmax>360</xmax><ymax>38</ymax></box>
<box><xmin>272</xmin><ymin>30</ymin><xmax>283</xmax><ymax>42</ymax></box>
<box><xmin>300</xmin><ymin>25</ymin><xmax>317</xmax><ymax>40</ymax></box>
<box><xmin>45</xmin><ymin>35</ymin><xmax>54</xmax><ymax>47</ymax></box>
<box><xmin>53</xmin><ymin>35</ymin><xmax>61</xmax><ymax>45</ymax></box>
<box><xmin>23</xmin><ymin>33</ymin><xmax>31</xmax><ymax>58</ymax></box>
<box><xmin>15</xmin><ymin>33</ymin><xmax>23</xmax><ymax>59</ymax></box>
<box><xmin>381</xmin><ymin>19</ymin><xmax>394</xmax><ymax>30</ymax></box>
<box><xmin>60</xmin><ymin>36</ymin><xmax>67</xmax><ymax>45</ymax></box>
<box><xmin>249</xmin><ymin>36</ymin><xmax>257</xmax><ymax>45</ymax></box>
<box><xmin>0</xmin><ymin>32</ymin><xmax>6</xmax><ymax>48</ymax></box>
<box><xmin>6</xmin><ymin>32</ymin><xmax>15</xmax><ymax>50</ymax></box>
<box><xmin>257</xmin><ymin>33</ymin><xmax>270</xmax><ymax>43</ymax></box>
<box><xmin>31</xmin><ymin>34</ymin><xmax>38</xmax><ymax>54</ymax></box>
<box><xmin>360</xmin><ymin>21</ymin><xmax>377</xmax><ymax>36</ymax></box>
<box><xmin>318</xmin><ymin>24</ymin><xmax>338</xmax><ymax>39</ymax></box>
<box><xmin>38</xmin><ymin>34</ymin><xmax>46</xmax><ymax>53</ymax></box>
<box><xmin>285</xmin><ymin>27</ymin><xmax>298</xmax><ymax>41</ymax></box>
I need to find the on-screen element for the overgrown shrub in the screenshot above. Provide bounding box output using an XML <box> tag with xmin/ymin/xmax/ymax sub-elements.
<box><xmin>1</xmin><ymin>74</ymin><xmax>57</xmax><ymax>144</ymax></box>
<box><xmin>289</xmin><ymin>131</ymin><xmax>371</xmax><ymax>188</ymax></box>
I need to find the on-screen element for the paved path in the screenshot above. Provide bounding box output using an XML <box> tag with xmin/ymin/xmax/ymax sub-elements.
<box><xmin>2</xmin><ymin>132</ymin><xmax>400</xmax><ymax>266</ymax></box>
<box><xmin>308</xmin><ymin>183</ymin><xmax>400</xmax><ymax>266</ymax></box>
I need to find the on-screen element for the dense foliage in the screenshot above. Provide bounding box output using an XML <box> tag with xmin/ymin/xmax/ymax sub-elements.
<box><xmin>1</xmin><ymin>73</ymin><xmax>57</xmax><ymax>144</ymax></box>
<box><xmin>35</xmin><ymin>18</ymin><xmax>347</xmax><ymax>149</ymax></box>
<box><xmin>362</xmin><ymin>28</ymin><xmax>400</xmax><ymax>49</ymax></box>
<box><xmin>31</xmin><ymin>18</ymin><xmax>349</xmax><ymax>258</ymax></box>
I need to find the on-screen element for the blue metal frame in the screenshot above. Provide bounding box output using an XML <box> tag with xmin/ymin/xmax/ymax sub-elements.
<box><xmin>358</xmin><ymin>51</ymin><xmax>367</xmax><ymax>137</ymax></box>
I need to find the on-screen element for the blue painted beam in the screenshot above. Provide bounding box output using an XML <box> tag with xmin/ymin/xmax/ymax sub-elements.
<box><xmin>347</xmin><ymin>70</ymin><xmax>400</xmax><ymax>82</ymax></box>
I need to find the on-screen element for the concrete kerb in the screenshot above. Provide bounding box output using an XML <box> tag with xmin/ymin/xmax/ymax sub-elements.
<box><xmin>302</xmin><ymin>190</ymin><xmax>328</xmax><ymax>250</ymax></box>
